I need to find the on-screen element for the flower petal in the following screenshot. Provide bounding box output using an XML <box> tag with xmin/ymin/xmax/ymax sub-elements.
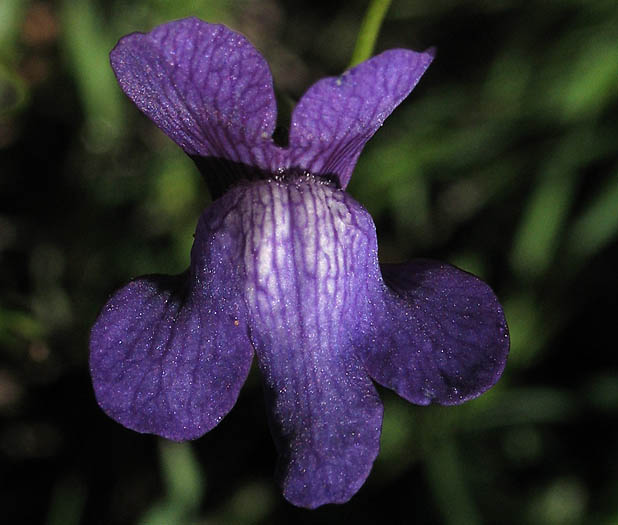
<box><xmin>288</xmin><ymin>49</ymin><xmax>433</xmax><ymax>188</ymax></box>
<box><xmin>257</xmin><ymin>345</ymin><xmax>383</xmax><ymax>508</ymax></box>
<box><xmin>362</xmin><ymin>260</ymin><xmax>509</xmax><ymax>406</ymax></box>
<box><xmin>236</xmin><ymin>175</ymin><xmax>383</xmax><ymax>508</ymax></box>
<box><xmin>110</xmin><ymin>17</ymin><xmax>281</xmax><ymax>195</ymax></box>
<box><xmin>90</xmin><ymin>192</ymin><xmax>254</xmax><ymax>441</ymax></box>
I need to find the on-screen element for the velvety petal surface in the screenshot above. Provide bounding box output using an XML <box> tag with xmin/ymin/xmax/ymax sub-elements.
<box><xmin>230</xmin><ymin>174</ymin><xmax>383</xmax><ymax>508</ymax></box>
<box><xmin>90</xmin><ymin>192</ymin><xmax>254</xmax><ymax>441</ymax></box>
<box><xmin>363</xmin><ymin>260</ymin><xmax>509</xmax><ymax>406</ymax></box>
<box><xmin>110</xmin><ymin>17</ymin><xmax>282</xmax><ymax>194</ymax></box>
<box><xmin>288</xmin><ymin>49</ymin><xmax>434</xmax><ymax>188</ymax></box>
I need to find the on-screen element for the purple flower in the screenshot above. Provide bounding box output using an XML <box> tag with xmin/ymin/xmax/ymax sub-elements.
<box><xmin>90</xmin><ymin>17</ymin><xmax>509</xmax><ymax>509</ymax></box>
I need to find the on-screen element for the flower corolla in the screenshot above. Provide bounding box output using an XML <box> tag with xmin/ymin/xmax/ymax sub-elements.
<box><xmin>90</xmin><ymin>17</ymin><xmax>509</xmax><ymax>509</ymax></box>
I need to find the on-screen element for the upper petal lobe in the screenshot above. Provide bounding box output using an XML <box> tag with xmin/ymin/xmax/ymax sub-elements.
<box><xmin>110</xmin><ymin>18</ymin><xmax>282</xmax><ymax>193</ymax></box>
<box><xmin>288</xmin><ymin>49</ymin><xmax>434</xmax><ymax>188</ymax></box>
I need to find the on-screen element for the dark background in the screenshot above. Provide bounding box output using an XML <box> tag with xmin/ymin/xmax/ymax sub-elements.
<box><xmin>1</xmin><ymin>0</ymin><xmax>617</xmax><ymax>523</ymax></box>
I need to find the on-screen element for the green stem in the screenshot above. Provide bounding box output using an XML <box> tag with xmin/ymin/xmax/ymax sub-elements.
<box><xmin>349</xmin><ymin>0</ymin><xmax>393</xmax><ymax>67</ymax></box>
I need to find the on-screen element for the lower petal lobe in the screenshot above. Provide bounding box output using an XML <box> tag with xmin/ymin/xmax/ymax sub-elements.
<box><xmin>238</xmin><ymin>175</ymin><xmax>383</xmax><ymax>508</ymax></box>
<box><xmin>90</xmin><ymin>193</ymin><xmax>254</xmax><ymax>441</ymax></box>
<box><xmin>363</xmin><ymin>260</ymin><xmax>509</xmax><ymax>406</ymax></box>
<box><xmin>257</xmin><ymin>341</ymin><xmax>383</xmax><ymax>509</ymax></box>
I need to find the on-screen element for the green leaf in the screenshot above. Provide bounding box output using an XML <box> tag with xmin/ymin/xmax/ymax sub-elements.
<box><xmin>566</xmin><ymin>168</ymin><xmax>618</xmax><ymax>265</ymax></box>
<box><xmin>60</xmin><ymin>0</ymin><xmax>125</xmax><ymax>152</ymax></box>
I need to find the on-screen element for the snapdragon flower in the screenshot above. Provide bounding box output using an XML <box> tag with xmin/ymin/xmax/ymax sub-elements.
<box><xmin>90</xmin><ymin>17</ymin><xmax>509</xmax><ymax>509</ymax></box>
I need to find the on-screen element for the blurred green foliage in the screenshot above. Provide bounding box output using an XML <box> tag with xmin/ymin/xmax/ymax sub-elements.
<box><xmin>1</xmin><ymin>0</ymin><xmax>617</xmax><ymax>524</ymax></box>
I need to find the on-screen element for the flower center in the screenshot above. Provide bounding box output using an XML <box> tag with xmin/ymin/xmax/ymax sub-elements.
<box><xmin>236</xmin><ymin>174</ymin><xmax>378</xmax><ymax>351</ymax></box>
